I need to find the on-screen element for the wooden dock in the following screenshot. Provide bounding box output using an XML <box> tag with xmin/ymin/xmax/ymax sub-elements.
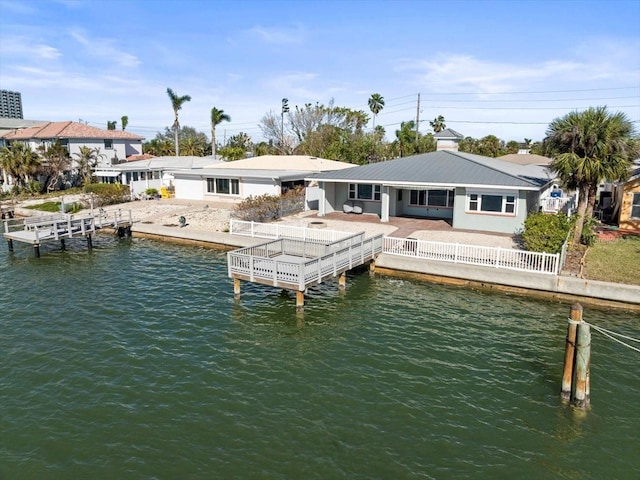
<box><xmin>227</xmin><ymin>231</ymin><xmax>384</xmax><ymax>308</ymax></box>
<box><xmin>3</xmin><ymin>209</ymin><xmax>133</xmax><ymax>257</ymax></box>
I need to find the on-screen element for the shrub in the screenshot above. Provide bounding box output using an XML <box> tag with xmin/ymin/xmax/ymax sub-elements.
<box><xmin>522</xmin><ymin>212</ymin><xmax>573</xmax><ymax>253</ymax></box>
<box><xmin>233</xmin><ymin>188</ymin><xmax>305</xmax><ymax>222</ymax></box>
<box><xmin>145</xmin><ymin>188</ymin><xmax>159</xmax><ymax>197</ymax></box>
<box><xmin>84</xmin><ymin>183</ymin><xmax>130</xmax><ymax>206</ymax></box>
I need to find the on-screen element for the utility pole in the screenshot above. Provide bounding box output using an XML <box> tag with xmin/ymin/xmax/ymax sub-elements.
<box><xmin>281</xmin><ymin>98</ymin><xmax>289</xmax><ymax>153</ymax></box>
<box><xmin>415</xmin><ymin>93</ymin><xmax>421</xmax><ymax>138</ymax></box>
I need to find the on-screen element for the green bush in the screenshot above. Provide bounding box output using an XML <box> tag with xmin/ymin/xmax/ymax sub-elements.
<box><xmin>522</xmin><ymin>212</ymin><xmax>573</xmax><ymax>253</ymax></box>
<box><xmin>145</xmin><ymin>188</ymin><xmax>159</xmax><ymax>197</ymax></box>
<box><xmin>84</xmin><ymin>183</ymin><xmax>130</xmax><ymax>206</ymax></box>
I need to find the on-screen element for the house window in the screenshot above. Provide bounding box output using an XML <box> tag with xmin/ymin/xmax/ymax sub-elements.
<box><xmin>207</xmin><ymin>178</ymin><xmax>239</xmax><ymax>195</ymax></box>
<box><xmin>104</xmin><ymin>139</ymin><xmax>113</xmax><ymax>150</ymax></box>
<box><xmin>409</xmin><ymin>189</ymin><xmax>454</xmax><ymax>207</ymax></box>
<box><xmin>467</xmin><ymin>192</ymin><xmax>517</xmax><ymax>215</ymax></box>
<box><xmin>348</xmin><ymin>183</ymin><xmax>381</xmax><ymax>201</ymax></box>
<box><xmin>631</xmin><ymin>193</ymin><xmax>640</xmax><ymax>219</ymax></box>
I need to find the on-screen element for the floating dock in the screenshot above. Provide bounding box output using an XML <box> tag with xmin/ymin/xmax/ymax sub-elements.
<box><xmin>227</xmin><ymin>231</ymin><xmax>384</xmax><ymax>308</ymax></box>
<box><xmin>3</xmin><ymin>209</ymin><xmax>133</xmax><ymax>257</ymax></box>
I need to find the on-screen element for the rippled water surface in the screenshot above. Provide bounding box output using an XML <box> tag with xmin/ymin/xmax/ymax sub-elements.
<box><xmin>1</xmin><ymin>236</ymin><xmax>639</xmax><ymax>479</ymax></box>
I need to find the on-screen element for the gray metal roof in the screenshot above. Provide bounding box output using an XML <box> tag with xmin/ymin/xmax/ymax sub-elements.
<box><xmin>113</xmin><ymin>156</ymin><xmax>219</xmax><ymax>171</ymax></box>
<box><xmin>308</xmin><ymin>150</ymin><xmax>554</xmax><ymax>190</ymax></box>
<box><xmin>433</xmin><ymin>128</ymin><xmax>464</xmax><ymax>139</ymax></box>
<box><xmin>170</xmin><ymin>168</ymin><xmax>312</xmax><ymax>181</ymax></box>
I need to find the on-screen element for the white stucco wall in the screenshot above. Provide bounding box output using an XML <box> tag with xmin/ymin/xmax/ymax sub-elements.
<box><xmin>240</xmin><ymin>178</ymin><xmax>277</xmax><ymax>198</ymax></box>
<box><xmin>174</xmin><ymin>176</ymin><xmax>205</xmax><ymax>200</ymax></box>
<box><xmin>452</xmin><ymin>188</ymin><xmax>528</xmax><ymax>234</ymax></box>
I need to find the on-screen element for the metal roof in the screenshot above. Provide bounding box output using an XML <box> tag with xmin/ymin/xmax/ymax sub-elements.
<box><xmin>307</xmin><ymin>150</ymin><xmax>554</xmax><ymax>190</ymax></box>
<box><xmin>170</xmin><ymin>168</ymin><xmax>313</xmax><ymax>181</ymax></box>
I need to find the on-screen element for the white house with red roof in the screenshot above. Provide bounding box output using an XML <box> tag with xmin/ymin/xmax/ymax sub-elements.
<box><xmin>0</xmin><ymin>121</ymin><xmax>144</xmax><ymax>169</ymax></box>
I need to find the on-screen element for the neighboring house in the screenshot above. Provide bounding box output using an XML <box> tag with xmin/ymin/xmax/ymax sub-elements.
<box><xmin>95</xmin><ymin>155</ymin><xmax>220</xmax><ymax>199</ymax></box>
<box><xmin>0</xmin><ymin>121</ymin><xmax>144</xmax><ymax>169</ymax></box>
<box><xmin>612</xmin><ymin>166</ymin><xmax>640</xmax><ymax>232</ymax></box>
<box><xmin>0</xmin><ymin>118</ymin><xmax>48</xmax><ymax>141</ymax></box>
<box><xmin>307</xmin><ymin>146</ymin><xmax>556</xmax><ymax>235</ymax></box>
<box><xmin>170</xmin><ymin>155</ymin><xmax>354</xmax><ymax>203</ymax></box>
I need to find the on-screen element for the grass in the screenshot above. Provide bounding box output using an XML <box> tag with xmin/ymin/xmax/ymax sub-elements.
<box><xmin>25</xmin><ymin>201</ymin><xmax>82</xmax><ymax>214</ymax></box>
<box><xmin>582</xmin><ymin>235</ymin><xmax>640</xmax><ymax>285</ymax></box>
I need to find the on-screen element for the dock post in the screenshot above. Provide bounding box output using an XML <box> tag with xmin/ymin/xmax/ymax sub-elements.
<box><xmin>574</xmin><ymin>322</ymin><xmax>591</xmax><ymax>408</ymax></box>
<box><xmin>296</xmin><ymin>290</ymin><xmax>305</xmax><ymax>311</ymax></box>
<box><xmin>60</xmin><ymin>238</ymin><xmax>66</xmax><ymax>250</ymax></box>
<box><xmin>86</xmin><ymin>234</ymin><xmax>93</xmax><ymax>250</ymax></box>
<box><xmin>561</xmin><ymin>303</ymin><xmax>581</xmax><ymax>402</ymax></box>
<box><xmin>7</xmin><ymin>239</ymin><xmax>13</xmax><ymax>252</ymax></box>
<box><xmin>369</xmin><ymin>260</ymin><xmax>376</xmax><ymax>276</ymax></box>
<box><xmin>338</xmin><ymin>272</ymin><xmax>346</xmax><ymax>291</ymax></box>
<box><xmin>33</xmin><ymin>244</ymin><xmax>40</xmax><ymax>258</ymax></box>
<box><xmin>233</xmin><ymin>278</ymin><xmax>241</xmax><ymax>300</ymax></box>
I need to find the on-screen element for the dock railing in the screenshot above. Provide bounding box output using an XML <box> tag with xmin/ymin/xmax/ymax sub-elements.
<box><xmin>230</xmin><ymin>219</ymin><xmax>351</xmax><ymax>243</ymax></box>
<box><xmin>383</xmin><ymin>237</ymin><xmax>560</xmax><ymax>275</ymax></box>
<box><xmin>228</xmin><ymin>232</ymin><xmax>384</xmax><ymax>290</ymax></box>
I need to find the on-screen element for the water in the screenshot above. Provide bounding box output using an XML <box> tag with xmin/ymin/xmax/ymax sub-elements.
<box><xmin>1</xmin><ymin>236</ymin><xmax>639</xmax><ymax>479</ymax></box>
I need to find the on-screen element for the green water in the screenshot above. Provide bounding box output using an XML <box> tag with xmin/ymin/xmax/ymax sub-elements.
<box><xmin>1</xmin><ymin>236</ymin><xmax>639</xmax><ymax>479</ymax></box>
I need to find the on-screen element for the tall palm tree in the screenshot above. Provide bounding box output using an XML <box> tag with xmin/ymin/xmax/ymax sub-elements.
<box><xmin>121</xmin><ymin>115</ymin><xmax>129</xmax><ymax>131</ymax></box>
<box><xmin>39</xmin><ymin>141</ymin><xmax>70</xmax><ymax>192</ymax></box>
<box><xmin>368</xmin><ymin>93</ymin><xmax>385</xmax><ymax>129</ymax></box>
<box><xmin>0</xmin><ymin>143</ymin><xmax>40</xmax><ymax>189</ymax></box>
<box><xmin>546</xmin><ymin>106</ymin><xmax>637</xmax><ymax>244</ymax></box>
<box><xmin>395</xmin><ymin>120</ymin><xmax>417</xmax><ymax>157</ymax></box>
<box><xmin>167</xmin><ymin>87</ymin><xmax>192</xmax><ymax>156</ymax></box>
<box><xmin>210</xmin><ymin>107</ymin><xmax>231</xmax><ymax>157</ymax></box>
<box><xmin>429</xmin><ymin>115</ymin><xmax>446</xmax><ymax>133</ymax></box>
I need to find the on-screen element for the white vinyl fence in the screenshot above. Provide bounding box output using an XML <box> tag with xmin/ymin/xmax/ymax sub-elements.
<box><xmin>230</xmin><ymin>219</ymin><xmax>351</xmax><ymax>243</ymax></box>
<box><xmin>383</xmin><ymin>237</ymin><xmax>560</xmax><ymax>275</ymax></box>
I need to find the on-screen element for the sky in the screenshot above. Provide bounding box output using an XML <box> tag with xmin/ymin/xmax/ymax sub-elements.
<box><xmin>0</xmin><ymin>0</ymin><xmax>639</xmax><ymax>145</ymax></box>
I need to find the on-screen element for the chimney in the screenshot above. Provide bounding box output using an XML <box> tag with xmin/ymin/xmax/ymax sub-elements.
<box><xmin>434</xmin><ymin>128</ymin><xmax>463</xmax><ymax>152</ymax></box>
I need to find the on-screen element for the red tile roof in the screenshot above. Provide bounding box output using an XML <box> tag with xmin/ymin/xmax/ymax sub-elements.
<box><xmin>126</xmin><ymin>154</ymin><xmax>155</xmax><ymax>161</ymax></box>
<box><xmin>0</xmin><ymin>121</ymin><xmax>144</xmax><ymax>140</ymax></box>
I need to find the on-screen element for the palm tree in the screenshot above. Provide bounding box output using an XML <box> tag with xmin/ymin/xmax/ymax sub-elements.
<box><xmin>429</xmin><ymin>115</ymin><xmax>446</xmax><ymax>133</ymax></box>
<box><xmin>394</xmin><ymin>120</ymin><xmax>417</xmax><ymax>157</ymax></box>
<box><xmin>39</xmin><ymin>141</ymin><xmax>70</xmax><ymax>192</ymax></box>
<box><xmin>107</xmin><ymin>121</ymin><xmax>117</xmax><ymax>130</ymax></box>
<box><xmin>368</xmin><ymin>93</ymin><xmax>385</xmax><ymax>129</ymax></box>
<box><xmin>210</xmin><ymin>107</ymin><xmax>231</xmax><ymax>157</ymax></box>
<box><xmin>546</xmin><ymin>106</ymin><xmax>637</xmax><ymax>244</ymax></box>
<box><xmin>121</xmin><ymin>115</ymin><xmax>129</xmax><ymax>131</ymax></box>
<box><xmin>73</xmin><ymin>146</ymin><xmax>104</xmax><ymax>186</ymax></box>
<box><xmin>0</xmin><ymin>143</ymin><xmax>40</xmax><ymax>189</ymax></box>
<box><xmin>167</xmin><ymin>87</ymin><xmax>192</xmax><ymax>156</ymax></box>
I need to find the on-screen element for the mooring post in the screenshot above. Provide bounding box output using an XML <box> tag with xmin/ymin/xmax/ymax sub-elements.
<box><xmin>574</xmin><ymin>322</ymin><xmax>591</xmax><ymax>408</ymax></box>
<box><xmin>60</xmin><ymin>238</ymin><xmax>66</xmax><ymax>250</ymax></box>
<box><xmin>7</xmin><ymin>239</ymin><xmax>13</xmax><ymax>252</ymax></box>
<box><xmin>369</xmin><ymin>260</ymin><xmax>376</xmax><ymax>276</ymax></box>
<box><xmin>296</xmin><ymin>290</ymin><xmax>305</xmax><ymax>311</ymax></box>
<box><xmin>33</xmin><ymin>244</ymin><xmax>40</xmax><ymax>258</ymax></box>
<box><xmin>338</xmin><ymin>272</ymin><xmax>346</xmax><ymax>291</ymax></box>
<box><xmin>561</xmin><ymin>303</ymin><xmax>582</xmax><ymax>401</ymax></box>
<box><xmin>233</xmin><ymin>278</ymin><xmax>241</xmax><ymax>300</ymax></box>
<box><xmin>86</xmin><ymin>234</ymin><xmax>93</xmax><ymax>250</ymax></box>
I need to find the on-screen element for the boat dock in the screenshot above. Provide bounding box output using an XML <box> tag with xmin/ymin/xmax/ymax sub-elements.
<box><xmin>3</xmin><ymin>209</ymin><xmax>133</xmax><ymax>257</ymax></box>
<box><xmin>227</xmin><ymin>231</ymin><xmax>384</xmax><ymax>308</ymax></box>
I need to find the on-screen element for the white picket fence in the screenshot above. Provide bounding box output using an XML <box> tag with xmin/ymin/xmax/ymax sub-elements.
<box><xmin>230</xmin><ymin>219</ymin><xmax>351</xmax><ymax>243</ymax></box>
<box><xmin>383</xmin><ymin>237</ymin><xmax>560</xmax><ymax>275</ymax></box>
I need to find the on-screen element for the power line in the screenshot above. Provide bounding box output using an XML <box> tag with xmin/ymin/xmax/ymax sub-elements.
<box><xmin>425</xmin><ymin>104</ymin><xmax>640</xmax><ymax>111</ymax></box>
<box><xmin>426</xmin><ymin>86</ymin><xmax>640</xmax><ymax>95</ymax></box>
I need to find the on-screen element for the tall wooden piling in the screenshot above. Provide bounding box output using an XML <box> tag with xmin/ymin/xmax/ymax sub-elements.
<box><xmin>338</xmin><ymin>272</ymin><xmax>346</xmax><ymax>291</ymax></box>
<box><xmin>7</xmin><ymin>239</ymin><xmax>13</xmax><ymax>252</ymax></box>
<box><xmin>296</xmin><ymin>291</ymin><xmax>305</xmax><ymax>310</ymax></box>
<box><xmin>233</xmin><ymin>278</ymin><xmax>241</xmax><ymax>300</ymax></box>
<box><xmin>574</xmin><ymin>322</ymin><xmax>591</xmax><ymax>408</ymax></box>
<box><xmin>369</xmin><ymin>260</ymin><xmax>376</xmax><ymax>276</ymax></box>
<box><xmin>561</xmin><ymin>303</ymin><xmax>582</xmax><ymax>401</ymax></box>
<box><xmin>86</xmin><ymin>234</ymin><xmax>93</xmax><ymax>250</ymax></box>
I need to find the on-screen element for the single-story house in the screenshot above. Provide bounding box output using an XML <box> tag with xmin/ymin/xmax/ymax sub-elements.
<box><xmin>307</xmin><ymin>147</ymin><xmax>557</xmax><ymax>235</ymax></box>
<box><xmin>170</xmin><ymin>155</ymin><xmax>354</xmax><ymax>203</ymax></box>
<box><xmin>0</xmin><ymin>121</ymin><xmax>144</xmax><ymax>169</ymax></box>
<box><xmin>95</xmin><ymin>155</ymin><xmax>220</xmax><ymax>199</ymax></box>
<box><xmin>612</xmin><ymin>166</ymin><xmax>640</xmax><ymax>232</ymax></box>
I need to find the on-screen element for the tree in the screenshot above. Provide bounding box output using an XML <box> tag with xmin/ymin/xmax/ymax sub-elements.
<box><xmin>107</xmin><ymin>121</ymin><xmax>117</xmax><ymax>130</ymax></box>
<box><xmin>166</xmin><ymin>87</ymin><xmax>192</xmax><ymax>156</ymax></box>
<box><xmin>143</xmin><ymin>126</ymin><xmax>209</xmax><ymax>157</ymax></box>
<box><xmin>368</xmin><ymin>93</ymin><xmax>385</xmax><ymax>129</ymax></box>
<box><xmin>210</xmin><ymin>107</ymin><xmax>231</xmax><ymax>157</ymax></box>
<box><xmin>227</xmin><ymin>132</ymin><xmax>252</xmax><ymax>151</ymax></box>
<box><xmin>394</xmin><ymin>120</ymin><xmax>418</xmax><ymax>157</ymax></box>
<box><xmin>545</xmin><ymin>106</ymin><xmax>638</xmax><ymax>244</ymax></box>
<box><xmin>39</xmin><ymin>141</ymin><xmax>71</xmax><ymax>192</ymax></box>
<box><xmin>121</xmin><ymin>116</ymin><xmax>129</xmax><ymax>131</ymax></box>
<box><xmin>73</xmin><ymin>146</ymin><xmax>104</xmax><ymax>186</ymax></box>
<box><xmin>429</xmin><ymin>115</ymin><xmax>446</xmax><ymax>133</ymax></box>
<box><xmin>0</xmin><ymin>142</ymin><xmax>41</xmax><ymax>189</ymax></box>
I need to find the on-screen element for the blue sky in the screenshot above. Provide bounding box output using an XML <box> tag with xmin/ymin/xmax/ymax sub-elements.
<box><xmin>1</xmin><ymin>0</ymin><xmax>639</xmax><ymax>145</ymax></box>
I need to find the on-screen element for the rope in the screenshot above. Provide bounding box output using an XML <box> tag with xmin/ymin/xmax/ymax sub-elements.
<box><xmin>585</xmin><ymin>323</ymin><xmax>640</xmax><ymax>343</ymax></box>
<box><xmin>586</xmin><ymin>322</ymin><xmax>640</xmax><ymax>353</ymax></box>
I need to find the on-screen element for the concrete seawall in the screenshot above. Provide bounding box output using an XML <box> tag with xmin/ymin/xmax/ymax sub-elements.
<box><xmin>130</xmin><ymin>223</ymin><xmax>640</xmax><ymax>312</ymax></box>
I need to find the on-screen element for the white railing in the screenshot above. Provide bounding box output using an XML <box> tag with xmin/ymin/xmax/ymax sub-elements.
<box><xmin>541</xmin><ymin>196</ymin><xmax>575</xmax><ymax>214</ymax></box>
<box><xmin>383</xmin><ymin>237</ymin><xmax>560</xmax><ymax>275</ymax></box>
<box><xmin>228</xmin><ymin>233</ymin><xmax>384</xmax><ymax>290</ymax></box>
<box><xmin>230</xmin><ymin>219</ymin><xmax>351</xmax><ymax>243</ymax></box>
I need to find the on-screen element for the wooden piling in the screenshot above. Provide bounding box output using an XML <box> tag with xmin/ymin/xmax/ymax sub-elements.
<box><xmin>60</xmin><ymin>239</ymin><xmax>66</xmax><ymax>250</ymax></box>
<box><xmin>561</xmin><ymin>303</ymin><xmax>582</xmax><ymax>401</ymax></box>
<box><xmin>7</xmin><ymin>239</ymin><xmax>13</xmax><ymax>252</ymax></box>
<box><xmin>33</xmin><ymin>244</ymin><xmax>40</xmax><ymax>258</ymax></box>
<box><xmin>338</xmin><ymin>272</ymin><xmax>346</xmax><ymax>291</ymax></box>
<box><xmin>296</xmin><ymin>290</ymin><xmax>305</xmax><ymax>310</ymax></box>
<box><xmin>574</xmin><ymin>322</ymin><xmax>591</xmax><ymax>408</ymax></box>
<box><xmin>369</xmin><ymin>260</ymin><xmax>376</xmax><ymax>276</ymax></box>
<box><xmin>86</xmin><ymin>234</ymin><xmax>93</xmax><ymax>250</ymax></box>
<box><xmin>233</xmin><ymin>278</ymin><xmax>241</xmax><ymax>300</ymax></box>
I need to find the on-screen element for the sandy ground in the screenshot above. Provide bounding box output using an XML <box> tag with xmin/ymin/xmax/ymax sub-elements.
<box><xmin>9</xmin><ymin>195</ymin><xmax>520</xmax><ymax>249</ymax></box>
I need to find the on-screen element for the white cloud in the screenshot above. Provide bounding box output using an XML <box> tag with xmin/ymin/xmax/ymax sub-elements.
<box><xmin>0</xmin><ymin>36</ymin><xmax>62</xmax><ymax>60</ymax></box>
<box><xmin>69</xmin><ymin>29</ymin><xmax>140</xmax><ymax>68</ymax></box>
<box><xmin>246</xmin><ymin>24</ymin><xmax>306</xmax><ymax>45</ymax></box>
